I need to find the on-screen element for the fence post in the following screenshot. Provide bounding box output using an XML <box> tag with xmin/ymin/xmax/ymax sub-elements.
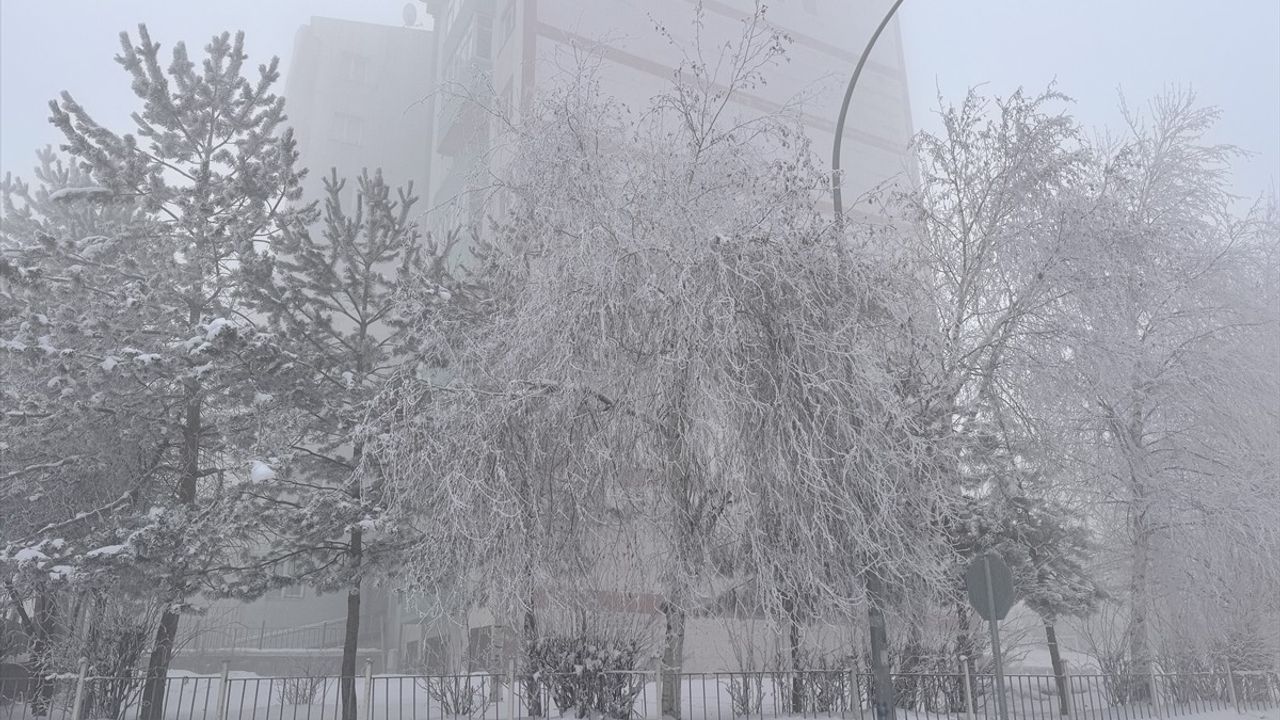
<box><xmin>1150</xmin><ymin>666</ymin><xmax>1163</xmax><ymax>719</ymax></box>
<box><xmin>1061</xmin><ymin>661</ymin><xmax>1073</xmax><ymax>719</ymax></box>
<box><xmin>507</xmin><ymin>657</ymin><xmax>517</xmax><ymax>720</ymax></box>
<box><xmin>69</xmin><ymin>657</ymin><xmax>89</xmax><ymax>720</ymax></box>
<box><xmin>1225</xmin><ymin>661</ymin><xmax>1239</xmax><ymax>713</ymax></box>
<box><xmin>961</xmin><ymin>656</ymin><xmax>975</xmax><ymax>720</ymax></box>
<box><xmin>653</xmin><ymin>657</ymin><xmax>664</xmax><ymax>720</ymax></box>
<box><xmin>362</xmin><ymin>657</ymin><xmax>375</xmax><ymax>720</ymax></box>
<box><xmin>215</xmin><ymin>661</ymin><xmax>230</xmax><ymax>720</ymax></box>
<box><xmin>258</xmin><ymin>619</ymin><xmax>267</xmax><ymax>650</ymax></box>
<box><xmin>848</xmin><ymin>667</ymin><xmax>857</xmax><ymax>715</ymax></box>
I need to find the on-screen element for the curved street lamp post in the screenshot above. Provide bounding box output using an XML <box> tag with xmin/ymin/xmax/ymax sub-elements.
<box><xmin>829</xmin><ymin>3</ymin><xmax>906</xmax><ymax>720</ymax></box>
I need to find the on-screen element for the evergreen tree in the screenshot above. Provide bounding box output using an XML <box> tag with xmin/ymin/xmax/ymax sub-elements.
<box><xmin>950</xmin><ymin>476</ymin><xmax>1104</xmax><ymax>716</ymax></box>
<box><xmin>3</xmin><ymin>148</ymin><xmax>165</xmax><ymax>697</ymax></box>
<box><xmin>241</xmin><ymin>169</ymin><xmax>463</xmax><ymax>719</ymax></box>
<box><xmin>31</xmin><ymin>26</ymin><xmax>305</xmax><ymax>719</ymax></box>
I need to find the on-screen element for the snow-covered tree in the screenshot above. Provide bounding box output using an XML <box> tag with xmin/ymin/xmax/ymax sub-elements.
<box><xmin>1047</xmin><ymin>93</ymin><xmax>1280</xmax><ymax>683</ymax></box>
<box><xmin>885</xmin><ymin>85</ymin><xmax>1099</xmax><ymax>685</ymax></box>
<box><xmin>239</xmin><ymin>169</ymin><xmax>460</xmax><ymax>720</ymax></box>
<box><xmin>371</xmin><ymin>11</ymin><xmax>957</xmax><ymax>719</ymax></box>
<box><xmin>5</xmin><ymin>25</ymin><xmax>307</xmax><ymax>719</ymax></box>
<box><xmin>2</xmin><ymin>148</ymin><xmax>167</xmax><ymax>694</ymax></box>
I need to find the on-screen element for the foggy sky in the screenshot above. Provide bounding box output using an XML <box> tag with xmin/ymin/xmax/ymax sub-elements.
<box><xmin>2</xmin><ymin>1</ymin><xmax>1276</xmax><ymax>199</ymax></box>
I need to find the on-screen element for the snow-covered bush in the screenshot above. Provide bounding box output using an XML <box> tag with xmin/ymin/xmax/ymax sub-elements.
<box><xmin>774</xmin><ymin>650</ymin><xmax>854</xmax><ymax>716</ymax></box>
<box><xmin>726</xmin><ymin>674</ymin><xmax>763</xmax><ymax>718</ymax></box>
<box><xmin>419</xmin><ymin>675</ymin><xmax>490</xmax><ymax>720</ymax></box>
<box><xmin>279</xmin><ymin>662</ymin><xmax>328</xmax><ymax>706</ymax></box>
<box><xmin>527</xmin><ymin>635</ymin><xmax>645</xmax><ymax>719</ymax></box>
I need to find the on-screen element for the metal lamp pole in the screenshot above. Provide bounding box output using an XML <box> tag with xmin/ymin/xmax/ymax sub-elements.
<box><xmin>830</xmin><ymin>3</ymin><xmax>907</xmax><ymax>720</ymax></box>
<box><xmin>831</xmin><ymin>0</ymin><xmax>906</xmax><ymax>223</ymax></box>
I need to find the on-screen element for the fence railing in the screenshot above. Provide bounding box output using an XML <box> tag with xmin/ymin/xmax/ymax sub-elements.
<box><xmin>2</xmin><ymin>666</ymin><xmax>1276</xmax><ymax>720</ymax></box>
<box><xmin>188</xmin><ymin>623</ymin><xmax>350</xmax><ymax>652</ymax></box>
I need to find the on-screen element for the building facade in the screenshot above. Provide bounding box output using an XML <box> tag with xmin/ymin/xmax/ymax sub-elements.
<box><xmin>424</xmin><ymin>0</ymin><xmax>914</xmax><ymax>228</ymax></box>
<box><xmin>284</xmin><ymin>16</ymin><xmax>435</xmax><ymax>205</ymax></box>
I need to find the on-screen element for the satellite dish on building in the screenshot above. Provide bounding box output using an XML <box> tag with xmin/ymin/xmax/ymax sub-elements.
<box><xmin>402</xmin><ymin>3</ymin><xmax>418</xmax><ymax>26</ymax></box>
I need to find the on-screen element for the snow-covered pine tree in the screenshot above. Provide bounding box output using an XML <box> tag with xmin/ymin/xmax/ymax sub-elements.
<box><xmin>946</xmin><ymin>455</ymin><xmax>1104</xmax><ymax>716</ymax></box>
<box><xmin>36</xmin><ymin>26</ymin><xmax>306</xmax><ymax>719</ymax></box>
<box><xmin>240</xmin><ymin>169</ymin><xmax>463</xmax><ymax>720</ymax></box>
<box><xmin>2</xmin><ymin>147</ymin><xmax>167</xmax><ymax>690</ymax></box>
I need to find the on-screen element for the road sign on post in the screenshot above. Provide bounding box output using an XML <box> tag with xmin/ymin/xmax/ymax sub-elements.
<box><xmin>965</xmin><ymin>553</ymin><xmax>1015</xmax><ymax>621</ymax></box>
<box><xmin>965</xmin><ymin>553</ymin><xmax>1016</xmax><ymax>720</ymax></box>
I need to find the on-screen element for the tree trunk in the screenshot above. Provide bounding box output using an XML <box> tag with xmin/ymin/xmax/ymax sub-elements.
<box><xmin>138</xmin><ymin>609</ymin><xmax>181</xmax><ymax>720</ymax></box>
<box><xmin>340</xmin><ymin>525</ymin><xmax>363</xmax><ymax>720</ymax></box>
<box><xmin>784</xmin><ymin>594</ymin><xmax>805</xmax><ymax>714</ymax></box>
<box><xmin>955</xmin><ymin>602</ymin><xmax>977</xmax><ymax>714</ymax></box>
<box><xmin>1127</xmin><ymin>522</ymin><xmax>1152</xmax><ymax>702</ymax></box>
<box><xmin>865</xmin><ymin>571</ymin><xmax>896</xmax><ymax>720</ymax></box>
<box><xmin>660</xmin><ymin>599</ymin><xmax>685</xmax><ymax>719</ymax></box>
<box><xmin>895</xmin><ymin>614</ymin><xmax>925</xmax><ymax>709</ymax></box>
<box><xmin>340</xmin><ymin>437</ymin><xmax>369</xmax><ymax>720</ymax></box>
<box><xmin>1126</xmin><ymin>417</ymin><xmax>1153</xmax><ymax>703</ymax></box>
<box><xmin>1045</xmin><ymin>620</ymin><xmax>1070</xmax><ymax>716</ymax></box>
<box><xmin>522</xmin><ymin>606</ymin><xmax>542</xmax><ymax>717</ymax></box>
<box><xmin>28</xmin><ymin>593</ymin><xmax>57</xmax><ymax>717</ymax></box>
<box><xmin>140</xmin><ymin>381</ymin><xmax>201</xmax><ymax>720</ymax></box>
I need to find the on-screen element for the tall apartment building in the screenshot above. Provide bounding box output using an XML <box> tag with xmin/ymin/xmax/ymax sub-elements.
<box><xmin>423</xmin><ymin>0</ymin><xmax>914</xmax><ymax>227</ymax></box>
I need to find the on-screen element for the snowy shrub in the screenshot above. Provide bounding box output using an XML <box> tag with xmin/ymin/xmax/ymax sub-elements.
<box><xmin>775</xmin><ymin>652</ymin><xmax>853</xmax><ymax>716</ymax></box>
<box><xmin>280</xmin><ymin>661</ymin><xmax>327</xmax><ymax>705</ymax></box>
<box><xmin>527</xmin><ymin>635</ymin><xmax>645</xmax><ymax>719</ymax></box>
<box><xmin>726</xmin><ymin>674</ymin><xmax>763</xmax><ymax>717</ymax></box>
<box><xmin>420</xmin><ymin>675</ymin><xmax>490</xmax><ymax>720</ymax></box>
<box><xmin>63</xmin><ymin>601</ymin><xmax>153</xmax><ymax>720</ymax></box>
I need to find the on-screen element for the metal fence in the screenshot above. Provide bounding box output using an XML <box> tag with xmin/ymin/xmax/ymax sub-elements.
<box><xmin>189</xmin><ymin>623</ymin><xmax>346</xmax><ymax>652</ymax></box>
<box><xmin>2</xmin><ymin>667</ymin><xmax>1277</xmax><ymax>720</ymax></box>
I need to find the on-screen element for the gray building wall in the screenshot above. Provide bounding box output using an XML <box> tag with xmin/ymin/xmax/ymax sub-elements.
<box><xmin>285</xmin><ymin>16</ymin><xmax>435</xmax><ymax>208</ymax></box>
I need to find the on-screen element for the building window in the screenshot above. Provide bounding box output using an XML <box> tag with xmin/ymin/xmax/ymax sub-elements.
<box><xmin>467</xmin><ymin>626</ymin><xmax>493</xmax><ymax>673</ymax></box>
<box><xmin>501</xmin><ymin>80</ymin><xmax>513</xmax><ymax>114</ymax></box>
<box><xmin>423</xmin><ymin>636</ymin><xmax>446</xmax><ymax>673</ymax></box>
<box><xmin>443</xmin><ymin>1</ymin><xmax>460</xmax><ymax>36</ymax></box>
<box><xmin>475</xmin><ymin>14</ymin><xmax>493</xmax><ymax>59</ymax></box>
<box><xmin>499</xmin><ymin>2</ymin><xmax>516</xmax><ymax>51</ymax></box>
<box><xmin>339</xmin><ymin>51</ymin><xmax>369</xmax><ymax>84</ymax></box>
<box><xmin>331</xmin><ymin>113</ymin><xmax>365</xmax><ymax>146</ymax></box>
<box><xmin>280</xmin><ymin>560</ymin><xmax>306</xmax><ymax>598</ymax></box>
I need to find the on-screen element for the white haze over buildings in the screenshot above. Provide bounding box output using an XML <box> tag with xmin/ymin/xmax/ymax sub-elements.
<box><xmin>2</xmin><ymin>0</ymin><xmax>1278</xmax><ymax>692</ymax></box>
<box><xmin>2</xmin><ymin>1</ymin><xmax>1277</xmax><ymax>200</ymax></box>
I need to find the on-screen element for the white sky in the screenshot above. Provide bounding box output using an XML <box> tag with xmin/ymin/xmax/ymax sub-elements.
<box><xmin>2</xmin><ymin>1</ymin><xmax>1277</xmax><ymax>199</ymax></box>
